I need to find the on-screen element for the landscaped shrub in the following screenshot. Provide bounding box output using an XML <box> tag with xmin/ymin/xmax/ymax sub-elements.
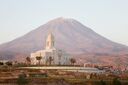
<box><xmin>112</xmin><ymin>78</ymin><xmax>121</xmax><ymax>85</ymax></box>
<box><xmin>100</xmin><ymin>80</ymin><xmax>106</xmax><ymax>85</ymax></box>
<box><xmin>17</xmin><ymin>73</ymin><xmax>28</xmax><ymax>85</ymax></box>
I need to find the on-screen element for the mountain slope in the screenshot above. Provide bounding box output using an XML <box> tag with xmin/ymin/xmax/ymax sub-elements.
<box><xmin>0</xmin><ymin>17</ymin><xmax>128</xmax><ymax>60</ymax></box>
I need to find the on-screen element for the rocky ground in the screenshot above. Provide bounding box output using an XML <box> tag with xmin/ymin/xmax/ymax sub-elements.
<box><xmin>0</xmin><ymin>66</ymin><xmax>128</xmax><ymax>85</ymax></box>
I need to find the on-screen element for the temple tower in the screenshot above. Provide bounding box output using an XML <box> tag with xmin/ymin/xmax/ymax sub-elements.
<box><xmin>46</xmin><ymin>32</ymin><xmax>55</xmax><ymax>49</ymax></box>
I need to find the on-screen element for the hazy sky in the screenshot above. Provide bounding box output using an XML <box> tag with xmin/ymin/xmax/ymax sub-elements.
<box><xmin>0</xmin><ymin>0</ymin><xmax>128</xmax><ymax>45</ymax></box>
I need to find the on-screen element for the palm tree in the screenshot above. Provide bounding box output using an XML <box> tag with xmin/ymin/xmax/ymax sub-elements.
<box><xmin>49</xmin><ymin>56</ymin><xmax>53</xmax><ymax>65</ymax></box>
<box><xmin>26</xmin><ymin>57</ymin><xmax>31</xmax><ymax>65</ymax></box>
<box><xmin>70</xmin><ymin>58</ymin><xmax>76</xmax><ymax>66</ymax></box>
<box><xmin>36</xmin><ymin>56</ymin><xmax>42</xmax><ymax>65</ymax></box>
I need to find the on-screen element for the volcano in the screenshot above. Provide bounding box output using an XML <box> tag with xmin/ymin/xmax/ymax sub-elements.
<box><xmin>0</xmin><ymin>17</ymin><xmax>128</xmax><ymax>61</ymax></box>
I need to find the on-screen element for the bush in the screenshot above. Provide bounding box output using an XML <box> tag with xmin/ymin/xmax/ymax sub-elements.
<box><xmin>17</xmin><ymin>73</ymin><xmax>28</xmax><ymax>85</ymax></box>
<box><xmin>100</xmin><ymin>80</ymin><xmax>106</xmax><ymax>85</ymax></box>
<box><xmin>0</xmin><ymin>62</ymin><xmax>4</xmax><ymax>65</ymax></box>
<box><xmin>5</xmin><ymin>61</ymin><xmax>13</xmax><ymax>66</ymax></box>
<box><xmin>112</xmin><ymin>78</ymin><xmax>121</xmax><ymax>85</ymax></box>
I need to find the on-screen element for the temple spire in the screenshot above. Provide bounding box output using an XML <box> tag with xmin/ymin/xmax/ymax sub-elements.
<box><xmin>46</xmin><ymin>32</ymin><xmax>55</xmax><ymax>49</ymax></box>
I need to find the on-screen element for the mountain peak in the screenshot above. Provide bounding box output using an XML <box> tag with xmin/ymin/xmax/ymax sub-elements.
<box><xmin>55</xmin><ymin>17</ymin><xmax>74</xmax><ymax>20</ymax></box>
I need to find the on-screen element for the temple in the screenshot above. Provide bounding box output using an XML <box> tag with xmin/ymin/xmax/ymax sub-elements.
<box><xmin>30</xmin><ymin>32</ymin><xmax>71</xmax><ymax>65</ymax></box>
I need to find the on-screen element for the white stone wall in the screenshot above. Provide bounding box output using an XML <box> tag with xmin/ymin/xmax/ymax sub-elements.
<box><xmin>30</xmin><ymin>49</ymin><xmax>72</xmax><ymax>65</ymax></box>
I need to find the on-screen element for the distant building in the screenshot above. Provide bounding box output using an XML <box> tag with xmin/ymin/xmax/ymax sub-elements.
<box><xmin>30</xmin><ymin>32</ymin><xmax>71</xmax><ymax>65</ymax></box>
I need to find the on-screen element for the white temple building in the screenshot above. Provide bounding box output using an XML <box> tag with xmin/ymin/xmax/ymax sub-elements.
<box><xmin>30</xmin><ymin>33</ymin><xmax>71</xmax><ymax>65</ymax></box>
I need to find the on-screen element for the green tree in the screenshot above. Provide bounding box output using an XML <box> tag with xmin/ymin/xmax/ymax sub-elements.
<box><xmin>70</xmin><ymin>58</ymin><xmax>76</xmax><ymax>65</ymax></box>
<box><xmin>26</xmin><ymin>57</ymin><xmax>31</xmax><ymax>65</ymax></box>
<box><xmin>36</xmin><ymin>56</ymin><xmax>42</xmax><ymax>65</ymax></box>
